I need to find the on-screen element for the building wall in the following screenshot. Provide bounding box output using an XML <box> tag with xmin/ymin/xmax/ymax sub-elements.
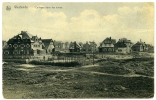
<box><xmin>100</xmin><ymin>47</ymin><xmax>115</xmax><ymax>52</ymax></box>
<box><xmin>116</xmin><ymin>48</ymin><xmax>127</xmax><ymax>54</ymax></box>
<box><xmin>31</xmin><ymin>41</ymin><xmax>42</xmax><ymax>50</ymax></box>
<box><xmin>46</xmin><ymin>42</ymin><xmax>55</xmax><ymax>54</ymax></box>
<box><xmin>101</xmin><ymin>43</ymin><xmax>114</xmax><ymax>47</ymax></box>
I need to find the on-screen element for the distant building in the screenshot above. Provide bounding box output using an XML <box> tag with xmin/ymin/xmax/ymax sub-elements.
<box><xmin>42</xmin><ymin>39</ymin><xmax>55</xmax><ymax>54</ymax></box>
<box><xmin>53</xmin><ymin>41</ymin><xmax>64</xmax><ymax>52</ymax></box>
<box><xmin>69</xmin><ymin>41</ymin><xmax>81</xmax><ymax>52</ymax></box>
<box><xmin>53</xmin><ymin>41</ymin><xmax>69</xmax><ymax>53</ymax></box>
<box><xmin>99</xmin><ymin>37</ymin><xmax>116</xmax><ymax>52</ymax></box>
<box><xmin>132</xmin><ymin>39</ymin><xmax>147</xmax><ymax>52</ymax></box>
<box><xmin>82</xmin><ymin>41</ymin><xmax>97</xmax><ymax>53</ymax></box>
<box><xmin>114</xmin><ymin>38</ymin><xmax>133</xmax><ymax>54</ymax></box>
<box><xmin>3</xmin><ymin>31</ymin><xmax>47</xmax><ymax>59</ymax></box>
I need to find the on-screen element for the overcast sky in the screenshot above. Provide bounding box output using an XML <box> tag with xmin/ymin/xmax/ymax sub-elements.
<box><xmin>2</xmin><ymin>2</ymin><xmax>154</xmax><ymax>45</ymax></box>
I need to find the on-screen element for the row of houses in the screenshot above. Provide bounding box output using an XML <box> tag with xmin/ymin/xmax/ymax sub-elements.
<box><xmin>2</xmin><ymin>31</ymin><xmax>152</xmax><ymax>58</ymax></box>
<box><xmin>99</xmin><ymin>37</ymin><xmax>150</xmax><ymax>54</ymax></box>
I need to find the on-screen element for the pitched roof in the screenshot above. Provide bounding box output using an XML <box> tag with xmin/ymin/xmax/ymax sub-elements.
<box><xmin>42</xmin><ymin>39</ymin><xmax>53</xmax><ymax>49</ymax></box>
<box><xmin>103</xmin><ymin>37</ymin><xmax>116</xmax><ymax>44</ymax></box>
<box><xmin>10</xmin><ymin>31</ymin><xmax>33</xmax><ymax>40</ymax></box>
<box><xmin>115</xmin><ymin>42</ymin><xmax>127</xmax><ymax>48</ymax></box>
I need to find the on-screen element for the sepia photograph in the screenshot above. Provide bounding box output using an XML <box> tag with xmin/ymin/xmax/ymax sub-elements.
<box><xmin>2</xmin><ymin>2</ymin><xmax>154</xmax><ymax>98</ymax></box>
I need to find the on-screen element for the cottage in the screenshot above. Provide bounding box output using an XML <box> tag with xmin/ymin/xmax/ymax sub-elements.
<box><xmin>99</xmin><ymin>37</ymin><xmax>116</xmax><ymax>52</ymax></box>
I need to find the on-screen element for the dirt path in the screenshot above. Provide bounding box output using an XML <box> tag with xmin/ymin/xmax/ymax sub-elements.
<box><xmin>16</xmin><ymin>64</ymin><xmax>153</xmax><ymax>79</ymax></box>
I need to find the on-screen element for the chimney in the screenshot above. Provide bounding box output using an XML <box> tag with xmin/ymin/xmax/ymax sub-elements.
<box><xmin>110</xmin><ymin>37</ymin><xmax>111</xmax><ymax>40</ymax></box>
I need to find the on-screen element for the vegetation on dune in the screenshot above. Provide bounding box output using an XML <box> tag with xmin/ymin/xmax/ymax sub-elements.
<box><xmin>3</xmin><ymin>58</ymin><xmax>154</xmax><ymax>98</ymax></box>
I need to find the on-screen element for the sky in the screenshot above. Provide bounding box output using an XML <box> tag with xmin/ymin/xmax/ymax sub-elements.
<box><xmin>2</xmin><ymin>2</ymin><xmax>154</xmax><ymax>46</ymax></box>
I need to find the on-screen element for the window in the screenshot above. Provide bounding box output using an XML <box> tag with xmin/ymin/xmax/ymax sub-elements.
<box><xmin>13</xmin><ymin>44</ymin><xmax>18</xmax><ymax>48</ymax></box>
<box><xmin>108</xmin><ymin>48</ymin><xmax>112</xmax><ymax>51</ymax></box>
<box><xmin>26</xmin><ymin>44</ymin><xmax>30</xmax><ymax>48</ymax></box>
<box><xmin>103</xmin><ymin>48</ymin><xmax>107</xmax><ymax>51</ymax></box>
<box><xmin>4</xmin><ymin>51</ymin><xmax>9</xmax><ymax>55</ymax></box>
<box><xmin>118</xmin><ymin>49</ymin><xmax>122</xmax><ymax>52</ymax></box>
<box><xmin>13</xmin><ymin>51</ymin><xmax>18</xmax><ymax>54</ymax></box>
<box><xmin>19</xmin><ymin>50</ymin><xmax>20</xmax><ymax>54</ymax></box>
<box><xmin>8</xmin><ymin>44</ymin><xmax>12</xmax><ymax>47</ymax></box>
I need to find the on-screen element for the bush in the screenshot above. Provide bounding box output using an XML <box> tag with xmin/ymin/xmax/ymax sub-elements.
<box><xmin>29</xmin><ymin>60</ymin><xmax>81</xmax><ymax>67</ymax></box>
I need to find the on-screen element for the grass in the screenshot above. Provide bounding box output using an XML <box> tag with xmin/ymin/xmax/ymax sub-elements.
<box><xmin>3</xmin><ymin>58</ymin><xmax>154</xmax><ymax>98</ymax></box>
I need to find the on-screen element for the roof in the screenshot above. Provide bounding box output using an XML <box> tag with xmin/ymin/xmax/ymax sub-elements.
<box><xmin>42</xmin><ymin>39</ymin><xmax>53</xmax><ymax>49</ymax></box>
<box><xmin>10</xmin><ymin>31</ymin><xmax>33</xmax><ymax>40</ymax></box>
<box><xmin>118</xmin><ymin>38</ymin><xmax>132</xmax><ymax>43</ymax></box>
<box><xmin>132</xmin><ymin>42</ymin><xmax>146</xmax><ymax>48</ymax></box>
<box><xmin>103</xmin><ymin>37</ymin><xmax>116</xmax><ymax>44</ymax></box>
<box><xmin>53</xmin><ymin>41</ymin><xmax>63</xmax><ymax>45</ymax></box>
<box><xmin>115</xmin><ymin>42</ymin><xmax>127</xmax><ymax>48</ymax></box>
<box><xmin>69</xmin><ymin>42</ymin><xmax>81</xmax><ymax>49</ymax></box>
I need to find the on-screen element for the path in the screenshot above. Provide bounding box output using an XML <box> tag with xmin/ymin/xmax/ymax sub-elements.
<box><xmin>16</xmin><ymin>64</ymin><xmax>153</xmax><ymax>79</ymax></box>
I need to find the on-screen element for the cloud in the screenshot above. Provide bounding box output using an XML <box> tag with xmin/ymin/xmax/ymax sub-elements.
<box><xmin>2</xmin><ymin>4</ymin><xmax>154</xmax><ymax>45</ymax></box>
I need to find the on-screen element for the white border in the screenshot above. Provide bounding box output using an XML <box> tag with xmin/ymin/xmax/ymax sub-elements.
<box><xmin>0</xmin><ymin>0</ymin><xmax>155</xmax><ymax>100</ymax></box>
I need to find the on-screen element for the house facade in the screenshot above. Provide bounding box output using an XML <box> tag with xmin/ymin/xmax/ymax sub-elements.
<box><xmin>99</xmin><ymin>37</ymin><xmax>116</xmax><ymax>52</ymax></box>
<box><xmin>114</xmin><ymin>38</ymin><xmax>133</xmax><ymax>54</ymax></box>
<box><xmin>69</xmin><ymin>41</ymin><xmax>81</xmax><ymax>52</ymax></box>
<box><xmin>3</xmin><ymin>31</ymin><xmax>46</xmax><ymax>59</ymax></box>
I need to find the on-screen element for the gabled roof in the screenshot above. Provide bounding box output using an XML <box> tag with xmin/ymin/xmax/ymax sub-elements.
<box><xmin>42</xmin><ymin>39</ymin><xmax>53</xmax><ymax>49</ymax></box>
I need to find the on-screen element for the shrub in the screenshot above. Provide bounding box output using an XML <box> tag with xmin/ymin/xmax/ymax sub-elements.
<box><xmin>29</xmin><ymin>60</ymin><xmax>81</xmax><ymax>67</ymax></box>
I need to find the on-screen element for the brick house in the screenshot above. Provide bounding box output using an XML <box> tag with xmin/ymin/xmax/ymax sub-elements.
<box><xmin>3</xmin><ymin>31</ymin><xmax>46</xmax><ymax>59</ymax></box>
<box><xmin>99</xmin><ymin>37</ymin><xmax>116</xmax><ymax>52</ymax></box>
